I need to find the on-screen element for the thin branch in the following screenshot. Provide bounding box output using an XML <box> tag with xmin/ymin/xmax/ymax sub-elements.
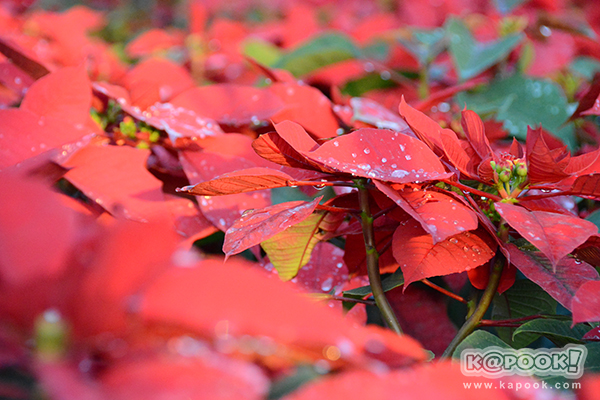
<box><xmin>518</xmin><ymin>191</ymin><xmax>574</xmax><ymax>202</ymax></box>
<box><xmin>328</xmin><ymin>295</ymin><xmax>376</xmax><ymax>305</ymax></box>
<box><xmin>372</xmin><ymin>204</ymin><xmax>396</xmax><ymax>220</ymax></box>
<box><xmin>478</xmin><ymin>314</ymin><xmax>548</xmax><ymax>327</ymax></box>
<box><xmin>315</xmin><ymin>204</ymin><xmax>360</xmax><ymax>213</ymax></box>
<box><xmin>442</xmin><ymin>180</ymin><xmax>502</xmax><ymax>202</ymax></box>
<box><xmin>355</xmin><ymin>179</ymin><xmax>403</xmax><ymax>335</ymax></box>
<box><xmin>287</xmin><ymin>180</ymin><xmax>355</xmax><ymax>188</ymax></box>
<box><xmin>421</xmin><ymin>279</ymin><xmax>467</xmax><ymax>304</ymax></box>
<box><xmin>441</xmin><ymin>255</ymin><xmax>504</xmax><ymax>359</ymax></box>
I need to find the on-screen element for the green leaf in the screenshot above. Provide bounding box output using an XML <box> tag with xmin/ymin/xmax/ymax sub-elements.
<box><xmin>398</xmin><ymin>28</ymin><xmax>446</xmax><ymax>66</ymax></box>
<box><xmin>267</xmin><ymin>365</ymin><xmax>321</xmax><ymax>400</ymax></box>
<box><xmin>586</xmin><ymin>209</ymin><xmax>600</xmax><ymax>231</ymax></box>
<box><xmin>261</xmin><ymin>213</ymin><xmax>324</xmax><ymax>280</ymax></box>
<box><xmin>492</xmin><ymin>280</ymin><xmax>557</xmax><ymax>348</ymax></box>
<box><xmin>243</xmin><ymin>38</ymin><xmax>282</xmax><ymax>67</ymax></box>
<box><xmin>273</xmin><ymin>32</ymin><xmax>360</xmax><ymax>77</ymax></box>
<box><xmin>544</xmin><ymin>342</ymin><xmax>600</xmax><ymax>387</ymax></box>
<box><xmin>571</xmin><ymin>57</ymin><xmax>600</xmax><ymax>80</ymax></box>
<box><xmin>446</xmin><ymin>18</ymin><xmax>523</xmax><ymax>81</ymax></box>
<box><xmin>452</xmin><ymin>330</ymin><xmax>510</xmax><ymax>359</ymax></box>
<box><xmin>456</xmin><ymin>74</ymin><xmax>575</xmax><ymax>149</ymax></box>
<box><xmin>342</xmin><ymin>269</ymin><xmax>404</xmax><ymax>299</ymax></box>
<box><xmin>493</xmin><ymin>0</ymin><xmax>529</xmax><ymax>14</ymax></box>
<box><xmin>513</xmin><ymin>319</ymin><xmax>590</xmax><ymax>347</ymax></box>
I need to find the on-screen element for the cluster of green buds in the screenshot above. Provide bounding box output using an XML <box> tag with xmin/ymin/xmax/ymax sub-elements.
<box><xmin>490</xmin><ymin>157</ymin><xmax>528</xmax><ymax>199</ymax></box>
<box><xmin>118</xmin><ymin>117</ymin><xmax>161</xmax><ymax>149</ymax></box>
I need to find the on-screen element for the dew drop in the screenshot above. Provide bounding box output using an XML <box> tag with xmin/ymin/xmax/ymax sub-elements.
<box><xmin>363</xmin><ymin>148</ymin><xmax>371</xmax><ymax>154</ymax></box>
<box><xmin>405</xmin><ymin>155</ymin><xmax>411</xmax><ymax>160</ymax></box>
<box><xmin>381</xmin><ymin>158</ymin><xmax>387</xmax><ymax>163</ymax></box>
<box><xmin>449</xmin><ymin>238</ymin><xmax>459</xmax><ymax>244</ymax></box>
<box><xmin>321</xmin><ymin>277</ymin><xmax>333</xmax><ymax>292</ymax></box>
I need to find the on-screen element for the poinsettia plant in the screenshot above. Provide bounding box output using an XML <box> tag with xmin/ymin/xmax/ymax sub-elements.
<box><xmin>2</xmin><ymin>0</ymin><xmax>600</xmax><ymax>399</ymax></box>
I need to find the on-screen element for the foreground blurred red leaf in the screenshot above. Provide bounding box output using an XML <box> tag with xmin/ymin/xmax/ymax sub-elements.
<box><xmin>140</xmin><ymin>258</ymin><xmax>427</xmax><ymax>365</ymax></box>
<box><xmin>286</xmin><ymin>361</ymin><xmax>516</xmax><ymax>400</ymax></box>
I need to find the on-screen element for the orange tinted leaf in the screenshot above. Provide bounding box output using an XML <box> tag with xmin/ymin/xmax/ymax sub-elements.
<box><xmin>393</xmin><ymin>221</ymin><xmax>496</xmax><ymax>287</ymax></box>
<box><xmin>506</xmin><ymin>243</ymin><xmax>599</xmax><ymax>311</ymax></box>
<box><xmin>171</xmin><ymin>84</ymin><xmax>284</xmax><ymax>126</ymax></box>
<box><xmin>495</xmin><ymin>203</ymin><xmax>597</xmax><ymax>268</ymax></box>
<box><xmin>304</xmin><ymin>128</ymin><xmax>452</xmax><ymax>183</ymax></box>
<box><xmin>572</xmin><ymin>280</ymin><xmax>600</xmax><ymax>324</ymax></box>
<box><xmin>64</xmin><ymin>144</ymin><xmax>168</xmax><ymax>223</ymax></box>
<box><xmin>375</xmin><ymin>181</ymin><xmax>478</xmax><ymax>243</ymax></box>
<box><xmin>252</xmin><ymin>131</ymin><xmax>321</xmax><ymax>170</ymax></box>
<box><xmin>223</xmin><ymin>197</ymin><xmax>321</xmax><ymax>259</ymax></box>
<box><xmin>178</xmin><ymin>168</ymin><xmax>294</xmax><ymax>196</ymax></box>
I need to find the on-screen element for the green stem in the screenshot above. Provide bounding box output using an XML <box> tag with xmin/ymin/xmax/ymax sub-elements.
<box><xmin>441</xmin><ymin>255</ymin><xmax>504</xmax><ymax>359</ymax></box>
<box><xmin>355</xmin><ymin>179</ymin><xmax>403</xmax><ymax>335</ymax></box>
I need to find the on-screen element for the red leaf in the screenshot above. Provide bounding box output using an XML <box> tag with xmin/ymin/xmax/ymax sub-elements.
<box><xmin>0</xmin><ymin>61</ymin><xmax>34</xmax><ymax>97</ymax></box>
<box><xmin>506</xmin><ymin>243</ymin><xmax>599</xmax><ymax>311</ymax></box>
<box><xmin>177</xmin><ymin>168</ymin><xmax>294</xmax><ymax>196</ymax></box>
<box><xmin>0</xmin><ymin>37</ymin><xmax>50</xmax><ymax>79</ymax></box>
<box><xmin>350</xmin><ymin>97</ymin><xmax>411</xmax><ymax>133</ymax></box>
<box><xmin>460</xmin><ymin>109</ymin><xmax>493</xmax><ymax>160</ymax></box>
<box><xmin>0</xmin><ymin>109</ymin><xmax>92</xmax><ymax>169</ymax></box>
<box><xmin>120</xmin><ymin>58</ymin><xmax>195</xmax><ymax>110</ymax></box>
<box><xmin>303</xmin><ymin>128</ymin><xmax>452</xmax><ymax>183</ymax></box>
<box><xmin>170</xmin><ymin>84</ymin><xmax>284</xmax><ymax>126</ymax></box>
<box><xmin>63</xmin><ymin>144</ymin><xmax>168</xmax><ymax>223</ymax></box>
<box><xmin>393</xmin><ymin>221</ymin><xmax>496</xmax><ymax>287</ymax></box>
<box><xmin>70</xmin><ymin>219</ymin><xmax>179</xmax><ymax>339</ymax></box>
<box><xmin>252</xmin><ymin>131</ymin><xmax>321</xmax><ymax>170</ymax></box>
<box><xmin>399</xmin><ymin>97</ymin><xmax>454</xmax><ymax>155</ymax></box>
<box><xmin>21</xmin><ymin>65</ymin><xmax>93</xmax><ymax>127</ymax></box>
<box><xmin>288</xmin><ymin>242</ymin><xmax>349</xmax><ymax>293</ymax></box>
<box><xmin>286</xmin><ymin>362</ymin><xmax>513</xmax><ymax>400</ymax></box>
<box><xmin>583</xmin><ymin>326</ymin><xmax>600</xmax><ymax>341</ymax></box>
<box><xmin>387</xmin><ymin>285</ymin><xmax>458</xmax><ymax>357</ymax></box>
<box><xmin>179</xmin><ymin>149</ymin><xmax>271</xmax><ymax>231</ymax></box>
<box><xmin>344</xmin><ymin>230</ymin><xmax>398</xmax><ymax>276</ymax></box>
<box><xmin>0</xmin><ymin>172</ymin><xmax>78</xmax><ymax>286</ymax></box>
<box><xmin>571</xmin><ymin>173</ymin><xmax>600</xmax><ymax>197</ymax></box>
<box><xmin>270</xmin><ymin>83</ymin><xmax>340</xmax><ymax>139</ymax></box>
<box><xmin>102</xmin><ymin>355</ymin><xmax>269</xmax><ymax>400</ymax></box>
<box><xmin>572</xmin><ymin>280</ymin><xmax>600</xmax><ymax>324</ymax></box>
<box><xmin>140</xmin><ymin>258</ymin><xmax>427</xmax><ymax>364</ymax></box>
<box><xmin>467</xmin><ymin>262</ymin><xmax>516</xmax><ymax>294</ymax></box>
<box><xmin>440</xmin><ymin>131</ymin><xmax>481</xmax><ymax>180</ymax></box>
<box><xmin>164</xmin><ymin>194</ymin><xmax>217</xmax><ymax>243</ymax></box>
<box><xmin>495</xmin><ymin>203</ymin><xmax>597</xmax><ymax>268</ymax></box>
<box><xmin>136</xmin><ymin>103</ymin><xmax>224</xmax><ymax>144</ymax></box>
<box><xmin>525</xmin><ymin>126</ymin><xmax>571</xmax><ymax>184</ymax></box>
<box><xmin>223</xmin><ymin>197</ymin><xmax>321</xmax><ymax>257</ymax></box>
<box><xmin>124</xmin><ymin>28</ymin><xmax>185</xmax><ymax>59</ymax></box>
<box><xmin>375</xmin><ymin>181</ymin><xmax>478</xmax><ymax>243</ymax></box>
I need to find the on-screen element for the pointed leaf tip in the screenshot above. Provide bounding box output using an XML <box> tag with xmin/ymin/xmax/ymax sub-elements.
<box><xmin>175</xmin><ymin>185</ymin><xmax>195</xmax><ymax>193</ymax></box>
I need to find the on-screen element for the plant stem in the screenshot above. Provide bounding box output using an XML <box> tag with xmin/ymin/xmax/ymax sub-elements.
<box><xmin>421</xmin><ymin>279</ymin><xmax>467</xmax><ymax>304</ymax></box>
<box><xmin>355</xmin><ymin>179</ymin><xmax>403</xmax><ymax>335</ymax></box>
<box><xmin>441</xmin><ymin>255</ymin><xmax>504</xmax><ymax>359</ymax></box>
